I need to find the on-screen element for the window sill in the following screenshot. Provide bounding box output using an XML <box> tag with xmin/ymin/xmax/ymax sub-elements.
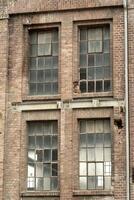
<box><xmin>21</xmin><ymin>191</ymin><xmax>60</xmax><ymax>197</ymax></box>
<box><xmin>73</xmin><ymin>91</ymin><xmax>113</xmax><ymax>99</ymax></box>
<box><xmin>73</xmin><ymin>190</ymin><xmax>114</xmax><ymax>196</ymax></box>
<box><xmin>22</xmin><ymin>94</ymin><xmax>61</xmax><ymax>102</ymax></box>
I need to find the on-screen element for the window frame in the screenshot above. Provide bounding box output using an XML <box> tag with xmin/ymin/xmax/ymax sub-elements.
<box><xmin>73</xmin><ymin>21</ymin><xmax>113</xmax><ymax>98</ymax></box>
<box><xmin>22</xmin><ymin>24</ymin><xmax>61</xmax><ymax>101</ymax></box>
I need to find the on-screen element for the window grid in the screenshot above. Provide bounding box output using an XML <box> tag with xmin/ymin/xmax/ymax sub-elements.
<box><xmin>79</xmin><ymin>119</ymin><xmax>111</xmax><ymax>190</ymax></box>
<box><xmin>27</xmin><ymin>121</ymin><xmax>58</xmax><ymax>191</ymax></box>
<box><xmin>79</xmin><ymin>26</ymin><xmax>111</xmax><ymax>93</ymax></box>
<box><xmin>29</xmin><ymin>29</ymin><xmax>58</xmax><ymax>95</ymax></box>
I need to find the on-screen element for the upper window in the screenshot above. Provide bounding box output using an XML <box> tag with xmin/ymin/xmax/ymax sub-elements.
<box><xmin>79</xmin><ymin>119</ymin><xmax>111</xmax><ymax>190</ymax></box>
<box><xmin>27</xmin><ymin>121</ymin><xmax>58</xmax><ymax>191</ymax></box>
<box><xmin>29</xmin><ymin>29</ymin><xmax>58</xmax><ymax>95</ymax></box>
<box><xmin>79</xmin><ymin>26</ymin><xmax>111</xmax><ymax>93</ymax></box>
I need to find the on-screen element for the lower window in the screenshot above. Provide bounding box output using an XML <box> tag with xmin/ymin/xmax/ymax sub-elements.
<box><xmin>27</xmin><ymin>121</ymin><xmax>58</xmax><ymax>191</ymax></box>
<box><xmin>79</xmin><ymin>119</ymin><xmax>111</xmax><ymax>190</ymax></box>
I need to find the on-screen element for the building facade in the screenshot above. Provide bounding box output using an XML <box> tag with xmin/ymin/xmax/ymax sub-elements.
<box><xmin>0</xmin><ymin>0</ymin><xmax>133</xmax><ymax>199</ymax></box>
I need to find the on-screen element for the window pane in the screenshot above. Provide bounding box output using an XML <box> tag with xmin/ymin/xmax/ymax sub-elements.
<box><xmin>95</xmin><ymin>120</ymin><xmax>103</xmax><ymax>133</ymax></box>
<box><xmin>87</xmin><ymin>148</ymin><xmax>95</xmax><ymax>161</ymax></box>
<box><xmin>104</xmin><ymin>27</ymin><xmax>110</xmax><ymax>39</ymax></box>
<box><xmin>38</xmin><ymin>32</ymin><xmax>51</xmax><ymax>43</ymax></box>
<box><xmin>88</xmin><ymin>176</ymin><xmax>95</xmax><ymax>189</ymax></box>
<box><xmin>44</xmin><ymin>164</ymin><xmax>51</xmax><ymax>177</ymax></box>
<box><xmin>104</xmin><ymin>162</ymin><xmax>111</xmax><ymax>176</ymax></box>
<box><xmin>88</xmin><ymin>67</ymin><xmax>94</xmax><ymax>80</ymax></box>
<box><xmin>44</xmin><ymin>178</ymin><xmax>50</xmax><ymax>190</ymax></box>
<box><xmin>27</xmin><ymin>177</ymin><xmax>35</xmax><ymax>190</ymax></box>
<box><xmin>80</xmin><ymin>68</ymin><xmax>86</xmax><ymax>80</ymax></box>
<box><xmin>88</xmin><ymin>81</ymin><xmax>94</xmax><ymax>92</ymax></box>
<box><xmin>38</xmin><ymin>44</ymin><xmax>51</xmax><ymax>56</ymax></box>
<box><xmin>44</xmin><ymin>136</ymin><xmax>51</xmax><ymax>148</ymax></box>
<box><xmin>104</xmin><ymin>80</ymin><xmax>111</xmax><ymax>91</ymax></box>
<box><xmin>30</xmin><ymin>58</ymin><xmax>37</xmax><ymax>69</ymax></box>
<box><xmin>45</xmin><ymin>57</ymin><xmax>53</xmax><ymax>68</ymax></box>
<box><xmin>104</xmin><ymin>66</ymin><xmax>110</xmax><ymax>79</ymax></box>
<box><xmin>52</xmin><ymin>69</ymin><xmax>58</xmax><ymax>81</ymax></box>
<box><xmin>88</xmin><ymin>55</ymin><xmax>94</xmax><ymax>66</ymax></box>
<box><xmin>44</xmin><ymin>149</ymin><xmax>51</xmax><ymax>162</ymax></box>
<box><xmin>52</xmin><ymin>163</ymin><xmax>58</xmax><ymax>176</ymax></box>
<box><xmin>45</xmin><ymin>70</ymin><xmax>51</xmax><ymax>81</ymax></box>
<box><xmin>36</xmin><ymin>136</ymin><xmax>43</xmax><ymax>148</ymax></box>
<box><xmin>104</xmin><ymin>177</ymin><xmax>111</xmax><ymax>189</ymax></box>
<box><xmin>96</xmin><ymin>176</ymin><xmax>103</xmax><ymax>188</ymax></box>
<box><xmin>95</xmin><ymin>54</ymin><xmax>103</xmax><ymax>66</ymax></box>
<box><xmin>36</xmin><ymin>163</ymin><xmax>43</xmax><ymax>177</ymax></box>
<box><xmin>38</xmin><ymin>57</ymin><xmax>45</xmax><ymax>68</ymax></box>
<box><xmin>80</xmin><ymin>177</ymin><xmax>87</xmax><ymax>189</ymax></box>
<box><xmin>53</xmin><ymin>56</ymin><xmax>58</xmax><ymax>67</ymax></box>
<box><xmin>96</xmin><ymin>81</ymin><xmax>103</xmax><ymax>92</ymax></box>
<box><xmin>51</xmin><ymin>177</ymin><xmax>58</xmax><ymax>190</ymax></box>
<box><xmin>95</xmin><ymin>67</ymin><xmax>104</xmax><ymax>79</ymax></box>
<box><xmin>88</xmin><ymin>163</ymin><xmax>95</xmax><ymax>175</ymax></box>
<box><xmin>80</xmin><ymin>29</ymin><xmax>87</xmax><ymax>41</ymax></box>
<box><xmin>36</xmin><ymin>150</ymin><xmax>43</xmax><ymax>162</ymax></box>
<box><xmin>52</xmin><ymin>82</ymin><xmax>58</xmax><ymax>94</ymax></box>
<box><xmin>30</xmin><ymin>45</ymin><xmax>37</xmax><ymax>57</ymax></box>
<box><xmin>80</xmin><ymin>54</ymin><xmax>87</xmax><ymax>67</ymax></box>
<box><xmin>37</xmin><ymin>83</ymin><xmax>44</xmax><ymax>94</ymax></box>
<box><xmin>96</xmin><ymin>163</ymin><xmax>103</xmax><ymax>175</ymax></box>
<box><xmin>29</xmin><ymin>136</ymin><xmax>35</xmax><ymax>148</ymax></box>
<box><xmin>86</xmin><ymin>120</ymin><xmax>94</xmax><ymax>133</ymax></box>
<box><xmin>96</xmin><ymin>133</ymin><xmax>103</xmax><ymax>147</ymax></box>
<box><xmin>30</xmin><ymin>32</ymin><xmax>37</xmax><ymax>44</ymax></box>
<box><xmin>80</xmin><ymin>162</ymin><xmax>87</xmax><ymax>176</ymax></box>
<box><xmin>44</xmin><ymin>83</ymin><xmax>52</xmax><ymax>94</ymax></box>
<box><xmin>52</xmin><ymin>149</ymin><xmax>58</xmax><ymax>161</ymax></box>
<box><xmin>52</xmin><ymin>43</ymin><xmax>58</xmax><ymax>55</ymax></box>
<box><xmin>87</xmin><ymin>134</ymin><xmax>95</xmax><ymax>147</ymax></box>
<box><xmin>104</xmin><ymin>148</ymin><xmax>111</xmax><ymax>161</ymax></box>
<box><xmin>29</xmin><ymin>70</ymin><xmax>36</xmax><ymax>82</ymax></box>
<box><xmin>80</xmin><ymin>134</ymin><xmax>86</xmax><ymax>147</ymax></box>
<box><xmin>28</xmin><ymin>150</ymin><xmax>35</xmax><ymax>162</ymax></box>
<box><xmin>36</xmin><ymin>178</ymin><xmax>43</xmax><ymax>190</ymax></box>
<box><xmin>80</xmin><ymin>120</ymin><xmax>86</xmax><ymax>133</ymax></box>
<box><xmin>95</xmin><ymin>148</ymin><xmax>103</xmax><ymax>161</ymax></box>
<box><xmin>52</xmin><ymin>31</ymin><xmax>58</xmax><ymax>42</ymax></box>
<box><xmin>104</xmin><ymin>53</ymin><xmax>110</xmax><ymax>65</ymax></box>
<box><xmin>104</xmin><ymin>133</ymin><xmax>111</xmax><ymax>147</ymax></box>
<box><xmin>52</xmin><ymin>136</ymin><xmax>58</xmax><ymax>148</ymax></box>
<box><xmin>80</xmin><ymin>81</ymin><xmax>87</xmax><ymax>93</ymax></box>
<box><xmin>79</xmin><ymin>149</ymin><xmax>86</xmax><ymax>161</ymax></box>
<box><xmin>80</xmin><ymin>41</ymin><xmax>87</xmax><ymax>54</ymax></box>
<box><xmin>28</xmin><ymin>163</ymin><xmax>35</xmax><ymax>177</ymax></box>
<box><xmin>37</xmin><ymin>70</ymin><xmax>44</xmax><ymax>82</ymax></box>
<box><xmin>104</xmin><ymin>40</ymin><xmax>110</xmax><ymax>53</ymax></box>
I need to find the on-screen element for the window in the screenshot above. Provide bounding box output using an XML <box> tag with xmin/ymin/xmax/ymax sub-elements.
<box><xmin>27</xmin><ymin>121</ymin><xmax>58</xmax><ymax>191</ymax></box>
<box><xmin>79</xmin><ymin>26</ymin><xmax>111</xmax><ymax>93</ymax></box>
<box><xmin>79</xmin><ymin>119</ymin><xmax>111</xmax><ymax>190</ymax></box>
<box><xmin>29</xmin><ymin>29</ymin><xmax>58</xmax><ymax>95</ymax></box>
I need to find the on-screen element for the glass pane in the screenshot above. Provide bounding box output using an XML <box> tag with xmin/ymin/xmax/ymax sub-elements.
<box><xmin>95</xmin><ymin>148</ymin><xmax>103</xmax><ymax>161</ymax></box>
<box><xmin>37</xmin><ymin>83</ymin><xmax>44</xmax><ymax>94</ymax></box>
<box><xmin>36</xmin><ymin>136</ymin><xmax>43</xmax><ymax>148</ymax></box>
<box><xmin>52</xmin><ymin>163</ymin><xmax>58</xmax><ymax>176</ymax></box>
<box><xmin>79</xmin><ymin>149</ymin><xmax>86</xmax><ymax>161</ymax></box>
<box><xmin>52</xmin><ymin>69</ymin><xmax>58</xmax><ymax>81</ymax></box>
<box><xmin>29</xmin><ymin>70</ymin><xmax>36</xmax><ymax>82</ymax></box>
<box><xmin>104</xmin><ymin>66</ymin><xmax>110</xmax><ymax>78</ymax></box>
<box><xmin>88</xmin><ymin>28</ymin><xmax>102</xmax><ymax>40</ymax></box>
<box><xmin>104</xmin><ymin>133</ymin><xmax>111</xmax><ymax>147</ymax></box>
<box><xmin>80</xmin><ymin>120</ymin><xmax>86</xmax><ymax>133</ymax></box>
<box><xmin>52</xmin><ymin>43</ymin><xmax>58</xmax><ymax>55</ymax></box>
<box><xmin>104</xmin><ymin>27</ymin><xmax>110</xmax><ymax>39</ymax></box>
<box><xmin>80</xmin><ymin>177</ymin><xmax>87</xmax><ymax>189</ymax></box>
<box><xmin>104</xmin><ymin>162</ymin><xmax>111</xmax><ymax>176</ymax></box>
<box><xmin>95</xmin><ymin>67</ymin><xmax>104</xmax><ymax>79</ymax></box>
<box><xmin>104</xmin><ymin>53</ymin><xmax>110</xmax><ymax>65</ymax></box>
<box><xmin>44</xmin><ymin>149</ymin><xmax>51</xmax><ymax>162</ymax></box>
<box><xmin>104</xmin><ymin>177</ymin><xmax>111</xmax><ymax>189</ymax></box>
<box><xmin>38</xmin><ymin>32</ymin><xmax>51</xmax><ymax>43</ymax></box>
<box><xmin>30</xmin><ymin>45</ymin><xmax>37</xmax><ymax>57</ymax></box>
<box><xmin>96</xmin><ymin>133</ymin><xmax>103</xmax><ymax>147</ymax></box>
<box><xmin>95</xmin><ymin>120</ymin><xmax>103</xmax><ymax>133</ymax></box>
<box><xmin>88</xmin><ymin>163</ymin><xmax>95</xmax><ymax>175</ymax></box>
<box><xmin>104</xmin><ymin>119</ymin><xmax>110</xmax><ymax>133</ymax></box>
<box><xmin>29</xmin><ymin>136</ymin><xmax>35</xmax><ymax>148</ymax></box>
<box><xmin>38</xmin><ymin>44</ymin><xmax>51</xmax><ymax>56</ymax></box>
<box><xmin>80</xmin><ymin>162</ymin><xmax>87</xmax><ymax>176</ymax></box>
<box><xmin>87</xmin><ymin>133</ymin><xmax>95</xmax><ymax>147</ymax></box>
<box><xmin>51</xmin><ymin>177</ymin><xmax>58</xmax><ymax>190</ymax></box>
<box><xmin>44</xmin><ymin>136</ymin><xmax>51</xmax><ymax>148</ymax></box>
<box><xmin>95</xmin><ymin>54</ymin><xmax>103</xmax><ymax>66</ymax></box>
<box><xmin>36</xmin><ymin>163</ymin><xmax>43</xmax><ymax>177</ymax></box>
<box><xmin>37</xmin><ymin>70</ymin><xmax>44</xmax><ymax>82</ymax></box>
<box><xmin>30</xmin><ymin>32</ymin><xmax>37</xmax><ymax>44</ymax></box>
<box><xmin>80</xmin><ymin>29</ymin><xmax>87</xmax><ymax>41</ymax></box>
<box><xmin>96</xmin><ymin>163</ymin><xmax>103</xmax><ymax>175</ymax></box>
<box><xmin>38</xmin><ymin>57</ymin><xmax>45</xmax><ymax>68</ymax></box>
<box><xmin>44</xmin><ymin>83</ymin><xmax>52</xmax><ymax>95</ymax></box>
<box><xmin>30</xmin><ymin>58</ymin><xmax>37</xmax><ymax>69</ymax></box>
<box><xmin>44</xmin><ymin>122</ymin><xmax>51</xmax><ymax>134</ymax></box>
<box><xmin>88</xmin><ymin>41</ymin><xmax>102</xmax><ymax>53</ymax></box>
<box><xmin>80</xmin><ymin>134</ymin><xmax>86</xmax><ymax>147</ymax></box>
<box><xmin>53</xmin><ymin>56</ymin><xmax>58</xmax><ymax>67</ymax></box>
<box><xmin>80</xmin><ymin>68</ymin><xmax>86</xmax><ymax>80</ymax></box>
<box><xmin>88</xmin><ymin>55</ymin><xmax>94</xmax><ymax>66</ymax></box>
<box><xmin>88</xmin><ymin>67</ymin><xmax>94</xmax><ymax>80</ymax></box>
<box><xmin>52</xmin><ymin>136</ymin><xmax>58</xmax><ymax>148</ymax></box>
<box><xmin>104</xmin><ymin>80</ymin><xmax>111</xmax><ymax>91</ymax></box>
<box><xmin>36</xmin><ymin>178</ymin><xmax>43</xmax><ymax>190</ymax></box>
<box><xmin>80</xmin><ymin>41</ymin><xmax>87</xmax><ymax>54</ymax></box>
<box><xmin>29</xmin><ymin>83</ymin><xmax>36</xmax><ymax>94</ymax></box>
<box><xmin>80</xmin><ymin>81</ymin><xmax>87</xmax><ymax>93</ymax></box>
<box><xmin>104</xmin><ymin>148</ymin><xmax>111</xmax><ymax>161</ymax></box>
<box><xmin>80</xmin><ymin>54</ymin><xmax>87</xmax><ymax>67</ymax></box>
<box><xmin>36</xmin><ymin>150</ymin><xmax>43</xmax><ymax>162</ymax></box>
<box><xmin>96</xmin><ymin>81</ymin><xmax>103</xmax><ymax>92</ymax></box>
<box><xmin>45</xmin><ymin>57</ymin><xmax>52</xmax><ymax>68</ymax></box>
<box><xmin>96</xmin><ymin>176</ymin><xmax>103</xmax><ymax>188</ymax></box>
<box><xmin>44</xmin><ymin>163</ymin><xmax>51</xmax><ymax>177</ymax></box>
<box><xmin>45</xmin><ymin>69</ymin><xmax>51</xmax><ymax>81</ymax></box>
<box><xmin>52</xmin><ymin>82</ymin><xmax>58</xmax><ymax>94</ymax></box>
<box><xmin>28</xmin><ymin>163</ymin><xmax>35</xmax><ymax>177</ymax></box>
<box><xmin>87</xmin><ymin>148</ymin><xmax>95</xmax><ymax>161</ymax></box>
<box><xmin>88</xmin><ymin>81</ymin><xmax>94</xmax><ymax>92</ymax></box>
<box><xmin>44</xmin><ymin>178</ymin><xmax>50</xmax><ymax>190</ymax></box>
<box><xmin>52</xmin><ymin>149</ymin><xmax>58</xmax><ymax>161</ymax></box>
<box><xmin>28</xmin><ymin>150</ymin><xmax>35</xmax><ymax>162</ymax></box>
<box><xmin>27</xmin><ymin>177</ymin><xmax>35</xmax><ymax>190</ymax></box>
<box><xmin>104</xmin><ymin>40</ymin><xmax>110</xmax><ymax>53</ymax></box>
<box><xmin>86</xmin><ymin>120</ymin><xmax>94</xmax><ymax>133</ymax></box>
<box><xmin>52</xmin><ymin>31</ymin><xmax>58</xmax><ymax>42</ymax></box>
<box><xmin>88</xmin><ymin>176</ymin><xmax>95</xmax><ymax>189</ymax></box>
<box><xmin>53</xmin><ymin>121</ymin><xmax>58</xmax><ymax>134</ymax></box>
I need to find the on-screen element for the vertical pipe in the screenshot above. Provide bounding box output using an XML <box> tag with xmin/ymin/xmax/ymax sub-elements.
<box><xmin>123</xmin><ymin>0</ymin><xmax>130</xmax><ymax>199</ymax></box>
